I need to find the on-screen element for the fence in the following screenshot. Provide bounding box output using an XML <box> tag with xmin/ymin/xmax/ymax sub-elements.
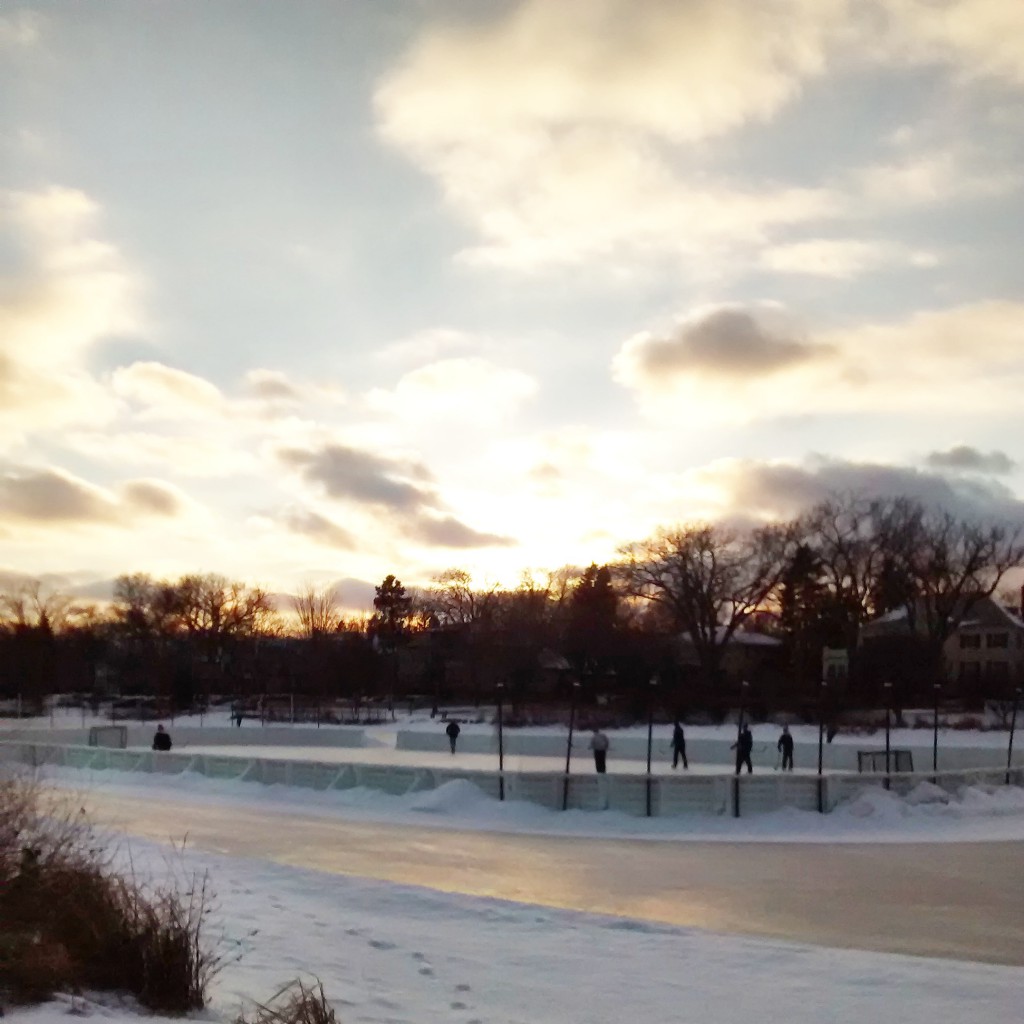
<box><xmin>3</xmin><ymin>740</ymin><xmax>1021</xmax><ymax>820</ymax></box>
<box><xmin>395</xmin><ymin>729</ymin><xmax>1019</xmax><ymax>771</ymax></box>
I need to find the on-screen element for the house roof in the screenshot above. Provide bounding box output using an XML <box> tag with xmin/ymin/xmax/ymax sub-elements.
<box><xmin>679</xmin><ymin>627</ymin><xmax>782</xmax><ymax>647</ymax></box>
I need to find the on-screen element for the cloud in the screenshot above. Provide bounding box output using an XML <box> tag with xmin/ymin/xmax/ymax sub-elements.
<box><xmin>111</xmin><ymin>361</ymin><xmax>224</xmax><ymax>419</ymax></box>
<box><xmin>695</xmin><ymin>455</ymin><xmax>1024</xmax><ymax>523</ymax></box>
<box><xmin>244</xmin><ymin>369</ymin><xmax>304</xmax><ymax>403</ymax></box>
<box><xmin>278</xmin><ymin>443</ymin><xmax>437</xmax><ymax>513</ymax></box>
<box><xmin>925</xmin><ymin>445</ymin><xmax>1017</xmax><ymax>475</ymax></box>
<box><xmin>613</xmin><ymin>306</ymin><xmax>825</xmax><ymax>388</ymax></box>
<box><xmin>375</xmin><ymin>0</ymin><xmax>1024</xmax><ymax>274</ymax></box>
<box><xmin>281</xmin><ymin>507</ymin><xmax>356</xmax><ymax>550</ymax></box>
<box><xmin>120</xmin><ymin>479</ymin><xmax>187</xmax><ymax>517</ymax></box>
<box><xmin>376</xmin><ymin>328</ymin><xmax>483</xmax><ymax>366</ymax></box>
<box><xmin>375</xmin><ymin>0</ymin><xmax>845</xmax><ymax>270</ymax></box>
<box><xmin>759</xmin><ymin>238</ymin><xmax>939</xmax><ymax>278</ymax></box>
<box><xmin>0</xmin><ymin>467</ymin><xmax>117</xmax><ymax>523</ymax></box>
<box><xmin>855</xmin><ymin>148</ymin><xmax>1020</xmax><ymax>206</ymax></box>
<box><xmin>366</xmin><ymin>357</ymin><xmax>537</xmax><ymax>423</ymax></box>
<box><xmin>407</xmin><ymin>515</ymin><xmax>516</xmax><ymax>550</ymax></box>
<box><xmin>877</xmin><ymin>0</ymin><xmax>1024</xmax><ymax>86</ymax></box>
<box><xmin>0</xmin><ymin>187</ymin><xmax>139</xmax><ymax>443</ymax></box>
<box><xmin>0</xmin><ymin>466</ymin><xmax>188</xmax><ymax>526</ymax></box>
<box><xmin>0</xmin><ymin>10</ymin><xmax>43</xmax><ymax>47</ymax></box>
<box><xmin>613</xmin><ymin>300</ymin><xmax>1024</xmax><ymax>422</ymax></box>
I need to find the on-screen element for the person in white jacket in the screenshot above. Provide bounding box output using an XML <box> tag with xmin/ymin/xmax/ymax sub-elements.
<box><xmin>588</xmin><ymin>728</ymin><xmax>609</xmax><ymax>773</ymax></box>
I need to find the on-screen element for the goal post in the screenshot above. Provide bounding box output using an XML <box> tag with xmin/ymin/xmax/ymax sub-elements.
<box><xmin>88</xmin><ymin>725</ymin><xmax>128</xmax><ymax>749</ymax></box>
<box><xmin>857</xmin><ymin>749</ymin><xmax>914</xmax><ymax>773</ymax></box>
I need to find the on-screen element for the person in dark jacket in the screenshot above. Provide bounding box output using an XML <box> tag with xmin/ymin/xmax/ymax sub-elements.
<box><xmin>152</xmin><ymin>724</ymin><xmax>172</xmax><ymax>752</ymax></box>
<box><xmin>733</xmin><ymin>724</ymin><xmax>753</xmax><ymax>775</ymax></box>
<box><xmin>777</xmin><ymin>725</ymin><xmax>795</xmax><ymax>771</ymax></box>
<box><xmin>445</xmin><ymin>720</ymin><xmax>461</xmax><ymax>754</ymax></box>
<box><xmin>671</xmin><ymin>721</ymin><xmax>688</xmax><ymax>769</ymax></box>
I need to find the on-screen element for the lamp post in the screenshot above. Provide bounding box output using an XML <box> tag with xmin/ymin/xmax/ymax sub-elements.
<box><xmin>817</xmin><ymin>679</ymin><xmax>827</xmax><ymax>814</ymax></box>
<box><xmin>496</xmin><ymin>682</ymin><xmax>505</xmax><ymax>801</ymax></box>
<box><xmin>562</xmin><ymin>681</ymin><xmax>580</xmax><ymax>811</ymax></box>
<box><xmin>932</xmin><ymin>683</ymin><xmax>941</xmax><ymax>778</ymax></box>
<box><xmin>883</xmin><ymin>681</ymin><xmax>893</xmax><ymax>790</ymax></box>
<box><xmin>1006</xmin><ymin>687</ymin><xmax>1021</xmax><ymax>786</ymax></box>
<box><xmin>646</xmin><ymin>676</ymin><xmax>657</xmax><ymax>818</ymax></box>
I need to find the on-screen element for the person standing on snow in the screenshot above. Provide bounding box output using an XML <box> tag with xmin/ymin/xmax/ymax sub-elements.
<box><xmin>152</xmin><ymin>723</ymin><xmax>172</xmax><ymax>752</ymax></box>
<box><xmin>445</xmin><ymin>720</ymin><xmax>461</xmax><ymax>754</ymax></box>
<box><xmin>733</xmin><ymin>723</ymin><xmax>753</xmax><ymax>775</ymax></box>
<box><xmin>777</xmin><ymin>725</ymin><xmax>795</xmax><ymax>771</ymax></box>
<box><xmin>588</xmin><ymin>728</ymin><xmax>610</xmax><ymax>774</ymax></box>
<box><xmin>671</xmin><ymin>720</ymin><xmax>688</xmax><ymax>769</ymax></box>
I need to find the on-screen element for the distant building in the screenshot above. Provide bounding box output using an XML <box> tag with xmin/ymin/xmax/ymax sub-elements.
<box><xmin>861</xmin><ymin>596</ymin><xmax>1024</xmax><ymax>689</ymax></box>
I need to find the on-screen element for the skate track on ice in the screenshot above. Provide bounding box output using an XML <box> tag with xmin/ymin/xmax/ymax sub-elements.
<box><xmin>79</xmin><ymin>789</ymin><xmax>1024</xmax><ymax>966</ymax></box>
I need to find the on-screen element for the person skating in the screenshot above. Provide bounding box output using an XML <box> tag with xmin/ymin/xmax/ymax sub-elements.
<box><xmin>152</xmin><ymin>723</ymin><xmax>172</xmax><ymax>752</ymax></box>
<box><xmin>588</xmin><ymin>728</ymin><xmax>610</xmax><ymax>773</ymax></box>
<box><xmin>445</xmin><ymin>720</ymin><xmax>461</xmax><ymax>754</ymax></box>
<box><xmin>671</xmin><ymin>720</ymin><xmax>688</xmax><ymax>769</ymax></box>
<box><xmin>777</xmin><ymin>725</ymin><xmax>795</xmax><ymax>771</ymax></box>
<box><xmin>732</xmin><ymin>723</ymin><xmax>753</xmax><ymax>775</ymax></box>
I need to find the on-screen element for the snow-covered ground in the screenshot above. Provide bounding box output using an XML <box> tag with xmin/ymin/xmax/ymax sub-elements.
<box><xmin>5</xmin><ymin>731</ymin><xmax>1024</xmax><ymax>1024</ymax></box>
<box><xmin>5</xmin><ymin>833</ymin><xmax>1022</xmax><ymax>1024</ymax></box>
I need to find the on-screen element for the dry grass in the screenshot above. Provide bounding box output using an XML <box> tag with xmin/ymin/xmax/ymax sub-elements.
<box><xmin>236</xmin><ymin>979</ymin><xmax>338</xmax><ymax>1024</ymax></box>
<box><xmin>0</xmin><ymin>772</ymin><xmax>221</xmax><ymax>1014</ymax></box>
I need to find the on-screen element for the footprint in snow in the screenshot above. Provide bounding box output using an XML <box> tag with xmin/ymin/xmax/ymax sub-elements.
<box><xmin>368</xmin><ymin>939</ymin><xmax>397</xmax><ymax>950</ymax></box>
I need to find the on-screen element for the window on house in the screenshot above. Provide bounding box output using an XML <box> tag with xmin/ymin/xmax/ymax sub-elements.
<box><xmin>986</xmin><ymin>633</ymin><xmax>1009</xmax><ymax>649</ymax></box>
<box><xmin>986</xmin><ymin>661</ymin><xmax>1009</xmax><ymax>680</ymax></box>
<box><xmin>959</xmin><ymin>633</ymin><xmax>981</xmax><ymax>649</ymax></box>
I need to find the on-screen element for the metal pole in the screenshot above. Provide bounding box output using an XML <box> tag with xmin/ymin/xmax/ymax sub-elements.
<box><xmin>734</xmin><ymin>680</ymin><xmax>749</xmax><ymax>819</ymax></box>
<box><xmin>562</xmin><ymin>681</ymin><xmax>579</xmax><ymax>811</ymax></box>
<box><xmin>932</xmin><ymin>683</ymin><xmax>941</xmax><ymax>777</ymax></box>
<box><xmin>883</xmin><ymin>681</ymin><xmax>892</xmax><ymax>790</ymax></box>
<box><xmin>646</xmin><ymin>676</ymin><xmax>656</xmax><ymax>818</ymax></box>
<box><xmin>1006</xmin><ymin>688</ymin><xmax>1021</xmax><ymax>786</ymax></box>
<box><xmin>497</xmin><ymin>682</ymin><xmax>505</xmax><ymax>801</ymax></box>
<box><xmin>817</xmin><ymin>680</ymin><xmax>826</xmax><ymax>814</ymax></box>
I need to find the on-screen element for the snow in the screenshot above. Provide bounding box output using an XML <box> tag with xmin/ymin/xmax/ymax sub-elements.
<box><xmin>4</xmin><ymin>833</ymin><xmax>1021</xmax><ymax>1024</ymax></box>
<box><xmin>5</xmin><ymin>736</ymin><xmax>1024</xmax><ymax>1024</ymax></box>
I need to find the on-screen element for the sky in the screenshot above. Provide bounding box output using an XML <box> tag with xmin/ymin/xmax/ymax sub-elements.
<box><xmin>2</xmin><ymin>0</ymin><xmax>1024</xmax><ymax>611</ymax></box>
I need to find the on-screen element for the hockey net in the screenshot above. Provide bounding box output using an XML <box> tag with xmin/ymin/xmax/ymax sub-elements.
<box><xmin>857</xmin><ymin>749</ymin><xmax>914</xmax><ymax>773</ymax></box>
<box><xmin>88</xmin><ymin>725</ymin><xmax>128</xmax><ymax>749</ymax></box>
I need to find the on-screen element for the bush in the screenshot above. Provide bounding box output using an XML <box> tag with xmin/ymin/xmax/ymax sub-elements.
<box><xmin>237</xmin><ymin>980</ymin><xmax>338</xmax><ymax>1024</ymax></box>
<box><xmin>0</xmin><ymin>773</ymin><xmax>221</xmax><ymax>1013</ymax></box>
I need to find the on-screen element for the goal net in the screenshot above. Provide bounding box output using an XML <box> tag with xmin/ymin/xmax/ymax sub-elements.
<box><xmin>857</xmin><ymin>749</ymin><xmax>914</xmax><ymax>773</ymax></box>
<box><xmin>88</xmin><ymin>725</ymin><xmax>128</xmax><ymax>749</ymax></box>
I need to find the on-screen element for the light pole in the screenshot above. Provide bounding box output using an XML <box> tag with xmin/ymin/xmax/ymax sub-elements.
<box><xmin>1006</xmin><ymin>687</ymin><xmax>1021</xmax><ymax>786</ymax></box>
<box><xmin>883</xmin><ymin>681</ymin><xmax>893</xmax><ymax>790</ymax></box>
<box><xmin>562</xmin><ymin>681</ymin><xmax>580</xmax><ymax>811</ymax></box>
<box><xmin>932</xmin><ymin>682</ymin><xmax>941</xmax><ymax>778</ymax></box>
<box><xmin>496</xmin><ymin>682</ymin><xmax>505</xmax><ymax>802</ymax></box>
<box><xmin>817</xmin><ymin>679</ymin><xmax>827</xmax><ymax>814</ymax></box>
<box><xmin>646</xmin><ymin>676</ymin><xmax>657</xmax><ymax>818</ymax></box>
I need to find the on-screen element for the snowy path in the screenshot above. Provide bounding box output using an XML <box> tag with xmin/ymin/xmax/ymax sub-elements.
<box><xmin>77</xmin><ymin>788</ymin><xmax>1024</xmax><ymax>966</ymax></box>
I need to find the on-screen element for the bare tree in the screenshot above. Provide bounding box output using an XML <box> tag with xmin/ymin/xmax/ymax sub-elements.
<box><xmin>618</xmin><ymin>521</ymin><xmax>794</xmax><ymax>685</ymax></box>
<box><xmin>800</xmin><ymin>494</ymin><xmax>909</xmax><ymax>653</ymax></box>
<box><xmin>0</xmin><ymin>579</ymin><xmax>83</xmax><ymax>634</ymax></box>
<box><xmin>292</xmin><ymin>583</ymin><xmax>342</xmax><ymax>637</ymax></box>
<box><xmin>895</xmin><ymin>507</ymin><xmax>1024</xmax><ymax>652</ymax></box>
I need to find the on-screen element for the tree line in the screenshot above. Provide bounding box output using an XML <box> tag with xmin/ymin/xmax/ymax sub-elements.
<box><xmin>2</xmin><ymin>493</ymin><xmax>1022</xmax><ymax>719</ymax></box>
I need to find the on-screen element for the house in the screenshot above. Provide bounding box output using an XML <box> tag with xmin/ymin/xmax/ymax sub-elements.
<box><xmin>677</xmin><ymin>626</ymin><xmax>784</xmax><ymax>681</ymax></box>
<box><xmin>861</xmin><ymin>595</ymin><xmax>1024</xmax><ymax>689</ymax></box>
